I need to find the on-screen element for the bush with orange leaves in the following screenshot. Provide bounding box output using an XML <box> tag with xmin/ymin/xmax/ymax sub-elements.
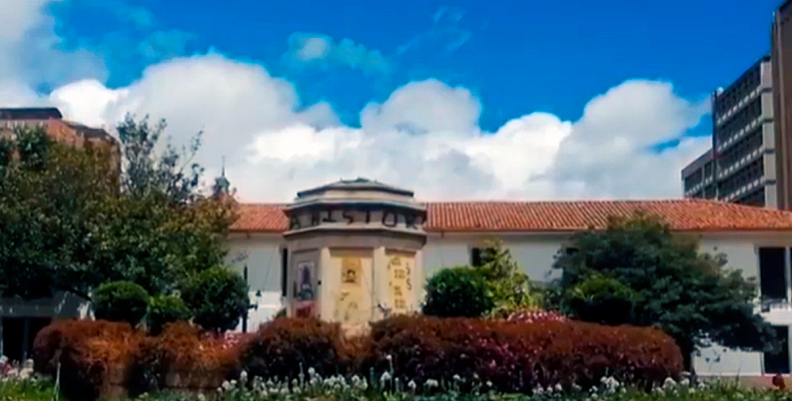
<box><xmin>128</xmin><ymin>321</ymin><xmax>240</xmax><ymax>397</ymax></box>
<box><xmin>32</xmin><ymin>319</ymin><xmax>142</xmax><ymax>401</ymax></box>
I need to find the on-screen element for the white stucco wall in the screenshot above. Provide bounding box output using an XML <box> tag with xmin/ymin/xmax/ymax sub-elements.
<box><xmin>225</xmin><ymin>230</ymin><xmax>792</xmax><ymax>376</ymax></box>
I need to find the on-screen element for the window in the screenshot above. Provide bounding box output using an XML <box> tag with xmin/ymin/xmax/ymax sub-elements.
<box><xmin>281</xmin><ymin>248</ymin><xmax>288</xmax><ymax>297</ymax></box>
<box><xmin>759</xmin><ymin>247</ymin><xmax>787</xmax><ymax>301</ymax></box>
<box><xmin>765</xmin><ymin>326</ymin><xmax>791</xmax><ymax>374</ymax></box>
<box><xmin>471</xmin><ymin>247</ymin><xmax>483</xmax><ymax>267</ymax></box>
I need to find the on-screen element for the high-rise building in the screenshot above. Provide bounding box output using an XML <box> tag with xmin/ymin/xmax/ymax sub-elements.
<box><xmin>682</xmin><ymin>57</ymin><xmax>777</xmax><ymax>207</ymax></box>
<box><xmin>773</xmin><ymin>0</ymin><xmax>792</xmax><ymax>209</ymax></box>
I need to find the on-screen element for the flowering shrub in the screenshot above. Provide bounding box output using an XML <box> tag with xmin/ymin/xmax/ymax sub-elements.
<box><xmin>368</xmin><ymin>315</ymin><xmax>683</xmax><ymax>393</ymax></box>
<box><xmin>502</xmin><ymin>309</ymin><xmax>566</xmax><ymax>324</ymax></box>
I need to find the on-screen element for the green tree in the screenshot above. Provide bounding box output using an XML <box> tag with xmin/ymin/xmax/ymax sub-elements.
<box><xmin>551</xmin><ymin>212</ymin><xmax>777</xmax><ymax>371</ymax></box>
<box><xmin>475</xmin><ymin>239</ymin><xmax>542</xmax><ymax>317</ymax></box>
<box><xmin>0</xmin><ymin>116</ymin><xmax>237</xmax><ymax>301</ymax></box>
<box><xmin>423</xmin><ymin>267</ymin><xmax>493</xmax><ymax>318</ymax></box>
<box><xmin>182</xmin><ymin>266</ymin><xmax>249</xmax><ymax>333</ymax></box>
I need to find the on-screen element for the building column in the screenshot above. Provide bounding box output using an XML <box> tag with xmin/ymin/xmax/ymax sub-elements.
<box><xmin>372</xmin><ymin>246</ymin><xmax>388</xmax><ymax>321</ymax></box>
<box><xmin>786</xmin><ymin>247</ymin><xmax>792</xmax><ymax>304</ymax></box>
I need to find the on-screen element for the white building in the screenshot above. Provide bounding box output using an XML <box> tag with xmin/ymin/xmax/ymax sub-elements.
<box><xmin>228</xmin><ymin>178</ymin><xmax>792</xmax><ymax>377</ymax></box>
<box><xmin>5</xmin><ymin>178</ymin><xmax>792</xmax><ymax>377</ymax></box>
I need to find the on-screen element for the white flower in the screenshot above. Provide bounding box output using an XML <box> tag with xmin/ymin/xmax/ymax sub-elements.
<box><xmin>308</xmin><ymin>367</ymin><xmax>316</xmax><ymax>377</ymax></box>
<box><xmin>221</xmin><ymin>380</ymin><xmax>233</xmax><ymax>391</ymax></box>
<box><xmin>386</xmin><ymin>354</ymin><xmax>393</xmax><ymax>361</ymax></box>
<box><xmin>572</xmin><ymin>383</ymin><xmax>582</xmax><ymax>392</ymax></box>
<box><xmin>555</xmin><ymin>383</ymin><xmax>563</xmax><ymax>392</ymax></box>
<box><xmin>453</xmin><ymin>374</ymin><xmax>462</xmax><ymax>382</ymax></box>
<box><xmin>197</xmin><ymin>394</ymin><xmax>206</xmax><ymax>401</ymax></box>
<box><xmin>425</xmin><ymin>379</ymin><xmax>439</xmax><ymax>388</ymax></box>
<box><xmin>663</xmin><ymin>377</ymin><xmax>676</xmax><ymax>389</ymax></box>
<box><xmin>487</xmin><ymin>380</ymin><xmax>493</xmax><ymax>388</ymax></box>
<box><xmin>680</xmin><ymin>378</ymin><xmax>690</xmax><ymax>387</ymax></box>
<box><xmin>380</xmin><ymin>372</ymin><xmax>392</xmax><ymax>383</ymax></box>
<box><xmin>533</xmin><ymin>386</ymin><xmax>544</xmax><ymax>395</ymax></box>
<box><xmin>408</xmin><ymin>380</ymin><xmax>417</xmax><ymax>390</ymax></box>
<box><xmin>239</xmin><ymin>370</ymin><xmax>248</xmax><ymax>383</ymax></box>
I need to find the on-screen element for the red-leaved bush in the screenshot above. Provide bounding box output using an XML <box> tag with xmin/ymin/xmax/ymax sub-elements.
<box><xmin>33</xmin><ymin>315</ymin><xmax>682</xmax><ymax>399</ymax></box>
<box><xmin>32</xmin><ymin>319</ymin><xmax>142</xmax><ymax>401</ymax></box>
<box><xmin>237</xmin><ymin>318</ymin><xmax>366</xmax><ymax>380</ymax></box>
<box><xmin>367</xmin><ymin>315</ymin><xmax>682</xmax><ymax>392</ymax></box>
<box><xmin>128</xmin><ymin>322</ymin><xmax>240</xmax><ymax>397</ymax></box>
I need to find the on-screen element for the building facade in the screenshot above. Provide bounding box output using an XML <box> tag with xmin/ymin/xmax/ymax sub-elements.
<box><xmin>0</xmin><ymin>107</ymin><xmax>119</xmax><ymax>163</ymax></box>
<box><xmin>682</xmin><ymin>57</ymin><xmax>777</xmax><ymax>207</ymax></box>
<box><xmin>773</xmin><ymin>0</ymin><xmax>792</xmax><ymax>209</ymax></box>
<box><xmin>228</xmin><ymin>178</ymin><xmax>792</xmax><ymax>377</ymax></box>
<box><xmin>7</xmin><ymin>177</ymin><xmax>792</xmax><ymax>376</ymax></box>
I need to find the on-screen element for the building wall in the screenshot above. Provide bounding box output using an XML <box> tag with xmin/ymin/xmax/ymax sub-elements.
<box><xmin>224</xmin><ymin>229</ymin><xmax>792</xmax><ymax>376</ymax></box>
<box><xmin>774</xmin><ymin>1</ymin><xmax>792</xmax><ymax>210</ymax></box>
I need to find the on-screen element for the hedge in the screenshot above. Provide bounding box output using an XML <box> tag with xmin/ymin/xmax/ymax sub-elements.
<box><xmin>33</xmin><ymin>316</ymin><xmax>683</xmax><ymax>400</ymax></box>
<box><xmin>32</xmin><ymin>320</ymin><xmax>142</xmax><ymax>401</ymax></box>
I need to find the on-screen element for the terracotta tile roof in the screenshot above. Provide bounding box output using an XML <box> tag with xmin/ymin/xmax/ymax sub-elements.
<box><xmin>229</xmin><ymin>199</ymin><xmax>792</xmax><ymax>233</ymax></box>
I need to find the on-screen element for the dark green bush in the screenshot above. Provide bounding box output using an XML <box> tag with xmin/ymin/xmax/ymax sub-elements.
<box><xmin>181</xmin><ymin>266</ymin><xmax>248</xmax><ymax>332</ymax></box>
<box><xmin>93</xmin><ymin>281</ymin><xmax>149</xmax><ymax>326</ymax></box>
<box><xmin>565</xmin><ymin>272</ymin><xmax>637</xmax><ymax>325</ymax></box>
<box><xmin>146</xmin><ymin>294</ymin><xmax>191</xmax><ymax>335</ymax></box>
<box><xmin>423</xmin><ymin>267</ymin><xmax>493</xmax><ymax>317</ymax></box>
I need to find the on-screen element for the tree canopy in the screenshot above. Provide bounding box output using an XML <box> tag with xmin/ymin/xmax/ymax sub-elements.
<box><xmin>550</xmin><ymin>212</ymin><xmax>778</xmax><ymax>370</ymax></box>
<box><xmin>0</xmin><ymin>116</ymin><xmax>237</xmax><ymax>301</ymax></box>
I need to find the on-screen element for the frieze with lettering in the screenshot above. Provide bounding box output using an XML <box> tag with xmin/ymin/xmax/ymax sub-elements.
<box><xmin>288</xmin><ymin>208</ymin><xmax>425</xmax><ymax>231</ymax></box>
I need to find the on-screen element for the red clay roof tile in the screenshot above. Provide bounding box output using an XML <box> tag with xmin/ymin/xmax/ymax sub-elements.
<box><xmin>230</xmin><ymin>199</ymin><xmax>792</xmax><ymax>233</ymax></box>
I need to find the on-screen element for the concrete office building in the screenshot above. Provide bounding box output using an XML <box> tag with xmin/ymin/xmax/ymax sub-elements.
<box><xmin>682</xmin><ymin>57</ymin><xmax>777</xmax><ymax>207</ymax></box>
<box><xmin>773</xmin><ymin>0</ymin><xmax>792</xmax><ymax>209</ymax></box>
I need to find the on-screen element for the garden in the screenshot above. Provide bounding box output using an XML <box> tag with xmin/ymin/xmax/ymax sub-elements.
<box><xmin>1</xmin><ymin>120</ymin><xmax>791</xmax><ymax>400</ymax></box>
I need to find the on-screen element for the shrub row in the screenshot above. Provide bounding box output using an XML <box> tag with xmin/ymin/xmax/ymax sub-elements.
<box><xmin>33</xmin><ymin>316</ymin><xmax>683</xmax><ymax>400</ymax></box>
<box><xmin>235</xmin><ymin>316</ymin><xmax>682</xmax><ymax>392</ymax></box>
<box><xmin>33</xmin><ymin>320</ymin><xmax>238</xmax><ymax>400</ymax></box>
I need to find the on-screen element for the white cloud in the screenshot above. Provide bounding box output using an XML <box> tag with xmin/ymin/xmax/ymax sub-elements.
<box><xmin>0</xmin><ymin>1</ymin><xmax>710</xmax><ymax>203</ymax></box>
<box><xmin>0</xmin><ymin>0</ymin><xmax>106</xmax><ymax>89</ymax></box>
<box><xmin>284</xmin><ymin>33</ymin><xmax>393</xmax><ymax>76</ymax></box>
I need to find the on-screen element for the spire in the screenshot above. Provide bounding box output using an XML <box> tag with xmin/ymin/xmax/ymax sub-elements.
<box><xmin>212</xmin><ymin>155</ymin><xmax>231</xmax><ymax>197</ymax></box>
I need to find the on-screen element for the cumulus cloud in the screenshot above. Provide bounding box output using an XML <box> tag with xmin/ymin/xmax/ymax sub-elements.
<box><xmin>284</xmin><ymin>33</ymin><xmax>393</xmax><ymax>76</ymax></box>
<box><xmin>0</xmin><ymin>0</ymin><xmax>710</xmax><ymax>202</ymax></box>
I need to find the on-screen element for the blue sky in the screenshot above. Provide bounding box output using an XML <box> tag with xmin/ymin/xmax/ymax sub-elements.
<box><xmin>50</xmin><ymin>0</ymin><xmax>778</xmax><ymax>132</ymax></box>
<box><xmin>0</xmin><ymin>0</ymin><xmax>779</xmax><ymax>201</ymax></box>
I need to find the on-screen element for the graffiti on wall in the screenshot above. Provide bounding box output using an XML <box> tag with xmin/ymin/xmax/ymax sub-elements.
<box><xmin>294</xmin><ymin>261</ymin><xmax>316</xmax><ymax>317</ymax></box>
<box><xmin>334</xmin><ymin>255</ymin><xmax>370</xmax><ymax>325</ymax></box>
<box><xmin>387</xmin><ymin>252</ymin><xmax>414</xmax><ymax>314</ymax></box>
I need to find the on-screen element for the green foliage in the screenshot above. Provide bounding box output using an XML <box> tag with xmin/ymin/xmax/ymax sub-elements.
<box><xmin>551</xmin><ymin>212</ymin><xmax>778</xmax><ymax>369</ymax></box>
<box><xmin>0</xmin><ymin>377</ymin><xmax>58</xmax><ymax>401</ymax></box>
<box><xmin>475</xmin><ymin>239</ymin><xmax>543</xmax><ymax>317</ymax></box>
<box><xmin>181</xmin><ymin>266</ymin><xmax>249</xmax><ymax>332</ymax></box>
<box><xmin>147</xmin><ymin>294</ymin><xmax>191</xmax><ymax>335</ymax></box>
<box><xmin>0</xmin><ymin>117</ymin><xmax>237</xmax><ymax>301</ymax></box>
<box><xmin>567</xmin><ymin>271</ymin><xmax>637</xmax><ymax>325</ymax></box>
<box><xmin>93</xmin><ymin>281</ymin><xmax>149</xmax><ymax>326</ymax></box>
<box><xmin>423</xmin><ymin>267</ymin><xmax>494</xmax><ymax>317</ymax></box>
